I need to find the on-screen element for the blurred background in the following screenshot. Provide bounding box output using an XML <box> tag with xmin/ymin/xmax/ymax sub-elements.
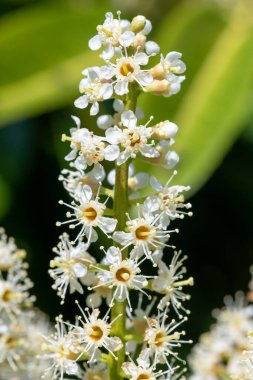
<box><xmin>0</xmin><ymin>0</ymin><xmax>253</xmax><ymax>360</ymax></box>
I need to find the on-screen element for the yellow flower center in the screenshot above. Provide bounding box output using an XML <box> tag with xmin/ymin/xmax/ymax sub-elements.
<box><xmin>135</xmin><ymin>225</ymin><xmax>151</xmax><ymax>240</ymax></box>
<box><xmin>83</xmin><ymin>207</ymin><xmax>97</xmax><ymax>222</ymax></box>
<box><xmin>89</xmin><ymin>325</ymin><xmax>103</xmax><ymax>342</ymax></box>
<box><xmin>115</xmin><ymin>267</ymin><xmax>131</xmax><ymax>283</ymax></box>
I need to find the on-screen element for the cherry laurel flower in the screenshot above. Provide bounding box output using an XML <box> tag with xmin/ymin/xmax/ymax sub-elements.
<box><xmin>122</xmin><ymin>354</ymin><xmax>172</xmax><ymax>380</ymax></box>
<box><xmin>41</xmin><ymin>317</ymin><xmax>80</xmax><ymax>380</ymax></box>
<box><xmin>57</xmin><ymin>185</ymin><xmax>117</xmax><ymax>244</ymax></box>
<box><xmin>59</xmin><ymin>164</ymin><xmax>105</xmax><ymax>201</ymax></box>
<box><xmin>152</xmin><ymin>251</ymin><xmax>194</xmax><ymax>316</ymax></box>
<box><xmin>71</xmin><ymin>302</ymin><xmax>123</xmax><ymax>362</ymax></box>
<box><xmin>62</xmin><ymin>116</ymin><xmax>119</xmax><ymax>169</ymax></box>
<box><xmin>90</xmin><ymin>246</ymin><xmax>150</xmax><ymax>311</ymax></box>
<box><xmin>49</xmin><ymin>233</ymin><xmax>95</xmax><ymax>304</ymax></box>
<box><xmin>106</xmin><ymin>110</ymin><xmax>160</xmax><ymax>165</ymax></box>
<box><xmin>74</xmin><ymin>66</ymin><xmax>113</xmax><ymax>115</ymax></box>
<box><xmin>113</xmin><ymin>207</ymin><xmax>178</xmax><ymax>265</ymax></box>
<box><xmin>145</xmin><ymin>172</ymin><xmax>192</xmax><ymax>228</ymax></box>
<box><xmin>142</xmin><ymin>307</ymin><xmax>191</xmax><ymax>369</ymax></box>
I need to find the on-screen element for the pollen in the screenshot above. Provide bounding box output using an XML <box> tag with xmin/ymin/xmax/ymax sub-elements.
<box><xmin>115</xmin><ymin>267</ymin><xmax>131</xmax><ymax>282</ymax></box>
<box><xmin>89</xmin><ymin>325</ymin><xmax>104</xmax><ymax>342</ymax></box>
<box><xmin>82</xmin><ymin>207</ymin><xmax>98</xmax><ymax>222</ymax></box>
<box><xmin>135</xmin><ymin>225</ymin><xmax>151</xmax><ymax>240</ymax></box>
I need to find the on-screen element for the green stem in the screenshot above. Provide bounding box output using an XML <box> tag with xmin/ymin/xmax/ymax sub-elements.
<box><xmin>108</xmin><ymin>84</ymin><xmax>138</xmax><ymax>380</ymax></box>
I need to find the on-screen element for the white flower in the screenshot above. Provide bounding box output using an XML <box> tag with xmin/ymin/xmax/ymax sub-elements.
<box><xmin>74</xmin><ymin>67</ymin><xmax>113</xmax><ymax>115</ymax></box>
<box><xmin>49</xmin><ymin>234</ymin><xmax>95</xmax><ymax>304</ymax></box>
<box><xmin>152</xmin><ymin>251</ymin><xmax>193</xmax><ymax>316</ymax></box>
<box><xmin>0</xmin><ymin>268</ymin><xmax>35</xmax><ymax>319</ymax></box>
<box><xmin>122</xmin><ymin>354</ymin><xmax>170</xmax><ymax>380</ymax></box>
<box><xmin>90</xmin><ymin>246</ymin><xmax>150</xmax><ymax>311</ymax></box>
<box><xmin>103</xmin><ymin>52</ymin><xmax>153</xmax><ymax>95</ymax></box>
<box><xmin>96</xmin><ymin>99</ymin><xmax>144</xmax><ymax>130</ymax></box>
<box><xmin>41</xmin><ymin>317</ymin><xmax>80</xmax><ymax>380</ymax></box>
<box><xmin>145</xmin><ymin>173</ymin><xmax>192</xmax><ymax>228</ymax></box>
<box><xmin>161</xmin><ymin>52</ymin><xmax>186</xmax><ymax>84</ymax></box>
<box><xmin>72</xmin><ymin>303</ymin><xmax>123</xmax><ymax>362</ymax></box>
<box><xmin>57</xmin><ymin>185</ymin><xmax>117</xmax><ymax>244</ymax></box>
<box><xmin>88</xmin><ymin>12</ymin><xmax>134</xmax><ymax>60</ymax></box>
<box><xmin>152</xmin><ymin>121</ymin><xmax>178</xmax><ymax>141</ymax></box>
<box><xmin>59</xmin><ymin>164</ymin><xmax>105</xmax><ymax>201</ymax></box>
<box><xmin>62</xmin><ymin>116</ymin><xmax>119</xmax><ymax>168</ymax></box>
<box><xmin>189</xmin><ymin>291</ymin><xmax>253</xmax><ymax>380</ymax></box>
<box><xmin>113</xmin><ymin>208</ymin><xmax>177</xmax><ymax>265</ymax></box>
<box><xmin>0</xmin><ymin>229</ymin><xmax>26</xmax><ymax>272</ymax></box>
<box><xmin>143</xmin><ymin>307</ymin><xmax>190</xmax><ymax>369</ymax></box>
<box><xmin>106</xmin><ymin>110</ymin><xmax>160</xmax><ymax>165</ymax></box>
<box><xmin>0</xmin><ymin>310</ymin><xmax>51</xmax><ymax>376</ymax></box>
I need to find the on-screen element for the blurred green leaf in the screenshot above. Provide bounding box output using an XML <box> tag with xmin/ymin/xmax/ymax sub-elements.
<box><xmin>0</xmin><ymin>1</ymin><xmax>108</xmax><ymax>126</ymax></box>
<box><xmin>138</xmin><ymin>5</ymin><xmax>253</xmax><ymax>195</ymax></box>
<box><xmin>0</xmin><ymin>177</ymin><xmax>11</xmax><ymax>218</ymax></box>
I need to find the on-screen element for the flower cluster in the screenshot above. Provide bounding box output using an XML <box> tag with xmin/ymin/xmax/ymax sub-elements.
<box><xmin>189</xmin><ymin>267</ymin><xmax>253</xmax><ymax>380</ymax></box>
<box><xmin>42</xmin><ymin>11</ymin><xmax>193</xmax><ymax>380</ymax></box>
<box><xmin>0</xmin><ymin>229</ymin><xmax>51</xmax><ymax>379</ymax></box>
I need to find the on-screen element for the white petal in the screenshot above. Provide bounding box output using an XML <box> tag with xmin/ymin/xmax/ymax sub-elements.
<box><xmin>90</xmin><ymin>102</ymin><xmax>99</xmax><ymax>115</ymax></box>
<box><xmin>104</xmin><ymin>144</ymin><xmax>120</xmax><ymax>161</ymax></box>
<box><xmin>73</xmin><ymin>263</ymin><xmax>87</xmax><ymax>278</ymax></box>
<box><xmin>106</xmin><ymin>246</ymin><xmax>121</xmax><ymax>265</ymax></box>
<box><xmin>113</xmin><ymin>99</ymin><xmax>124</xmax><ymax>112</ymax></box>
<box><xmin>92</xmin><ymin>163</ymin><xmax>105</xmax><ymax>181</ymax></box>
<box><xmin>97</xmin><ymin>114</ymin><xmax>114</xmax><ymax>130</ymax></box>
<box><xmin>100</xmin><ymin>83</ymin><xmax>113</xmax><ymax>100</ymax></box>
<box><xmin>140</xmin><ymin>144</ymin><xmax>159</xmax><ymax>158</ymax></box>
<box><xmin>117</xmin><ymin>149</ymin><xmax>131</xmax><ymax>165</ymax></box>
<box><xmin>100</xmin><ymin>65</ymin><xmax>115</xmax><ymax>79</ymax></box>
<box><xmin>82</xmin><ymin>185</ymin><xmax>93</xmax><ymax>201</ymax></box>
<box><xmin>107</xmin><ymin>169</ymin><xmax>116</xmax><ymax>186</ymax></box>
<box><xmin>65</xmin><ymin>149</ymin><xmax>77</xmax><ymax>161</ymax></box>
<box><xmin>135</xmin><ymin>52</ymin><xmax>149</xmax><ymax>65</ymax></box>
<box><xmin>71</xmin><ymin>115</ymin><xmax>81</xmax><ymax>128</ymax></box>
<box><xmin>166</xmin><ymin>51</ymin><xmax>182</xmax><ymax>61</ymax></box>
<box><xmin>135</xmin><ymin>172</ymin><xmax>148</xmax><ymax>189</ymax></box>
<box><xmin>86</xmin><ymin>292</ymin><xmax>102</xmax><ymax>308</ymax></box>
<box><xmin>164</xmin><ymin>150</ymin><xmax>179</xmax><ymax>168</ymax></box>
<box><xmin>137</xmin><ymin>71</ymin><xmax>153</xmax><ymax>85</ymax></box>
<box><xmin>105</xmin><ymin>127</ymin><xmax>122</xmax><ymax>144</ymax></box>
<box><xmin>150</xmin><ymin>176</ymin><xmax>163</xmax><ymax>191</ymax></box>
<box><xmin>135</xmin><ymin>106</ymin><xmax>144</xmax><ymax>120</ymax></box>
<box><xmin>112</xmin><ymin>231</ymin><xmax>131</xmax><ymax>246</ymax></box>
<box><xmin>88</xmin><ymin>35</ymin><xmax>102</xmax><ymax>51</ymax></box>
<box><xmin>101</xmin><ymin>44</ymin><xmax>114</xmax><ymax>60</ymax></box>
<box><xmin>74</xmin><ymin>95</ymin><xmax>88</xmax><ymax>109</ymax></box>
<box><xmin>115</xmin><ymin>79</ymin><xmax>129</xmax><ymax>95</ymax></box>
<box><xmin>99</xmin><ymin>217</ymin><xmax>117</xmax><ymax>233</ymax></box>
<box><xmin>145</xmin><ymin>40</ymin><xmax>160</xmax><ymax>56</ymax></box>
<box><xmin>142</xmin><ymin>19</ymin><xmax>152</xmax><ymax>35</ymax></box>
<box><xmin>121</xmin><ymin>110</ymin><xmax>137</xmax><ymax>129</ymax></box>
<box><xmin>119</xmin><ymin>31</ymin><xmax>135</xmax><ymax>47</ymax></box>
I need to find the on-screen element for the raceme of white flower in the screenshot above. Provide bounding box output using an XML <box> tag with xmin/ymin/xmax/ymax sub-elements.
<box><xmin>0</xmin><ymin>230</ymin><xmax>52</xmax><ymax>379</ymax></box>
<box><xmin>189</xmin><ymin>267</ymin><xmax>253</xmax><ymax>380</ymax></box>
<box><xmin>40</xmin><ymin>11</ymin><xmax>194</xmax><ymax>380</ymax></box>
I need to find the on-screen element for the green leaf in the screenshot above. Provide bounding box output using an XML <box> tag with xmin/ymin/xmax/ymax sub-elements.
<box><xmin>0</xmin><ymin>1</ymin><xmax>108</xmax><ymax>126</ymax></box>
<box><xmin>0</xmin><ymin>177</ymin><xmax>11</xmax><ymax>219</ymax></box>
<box><xmin>138</xmin><ymin>5</ymin><xmax>253</xmax><ymax>196</ymax></box>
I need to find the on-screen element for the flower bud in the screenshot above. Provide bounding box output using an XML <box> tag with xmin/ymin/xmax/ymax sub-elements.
<box><xmin>153</xmin><ymin>121</ymin><xmax>178</xmax><ymax>140</ymax></box>
<box><xmin>151</xmin><ymin>63</ymin><xmax>166</xmax><ymax>80</ymax></box>
<box><xmin>130</xmin><ymin>15</ymin><xmax>147</xmax><ymax>33</ymax></box>
<box><xmin>133</xmin><ymin>33</ymin><xmax>146</xmax><ymax>50</ymax></box>
<box><xmin>146</xmin><ymin>79</ymin><xmax>170</xmax><ymax>96</ymax></box>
